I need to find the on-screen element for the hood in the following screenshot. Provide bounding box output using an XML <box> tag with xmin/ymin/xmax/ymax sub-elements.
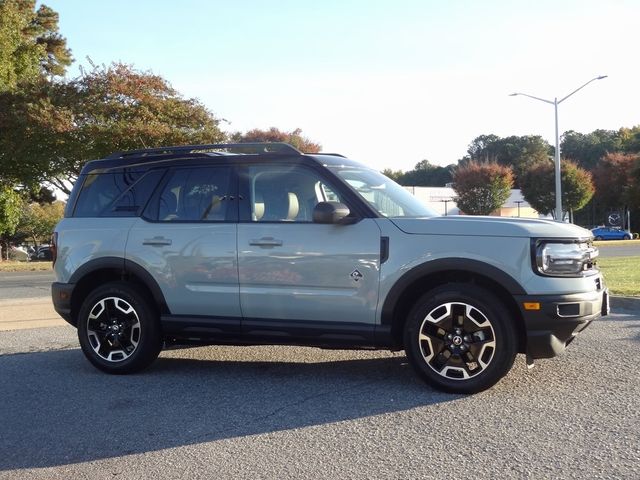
<box><xmin>390</xmin><ymin>216</ymin><xmax>593</xmax><ymax>239</ymax></box>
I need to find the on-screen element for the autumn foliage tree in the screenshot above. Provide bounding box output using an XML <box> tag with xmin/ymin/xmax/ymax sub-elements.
<box><xmin>0</xmin><ymin>63</ymin><xmax>226</xmax><ymax>193</ymax></box>
<box><xmin>626</xmin><ymin>159</ymin><xmax>640</xmax><ymax>211</ymax></box>
<box><xmin>231</xmin><ymin>127</ymin><xmax>321</xmax><ymax>153</ymax></box>
<box><xmin>592</xmin><ymin>152</ymin><xmax>639</xmax><ymax>209</ymax></box>
<box><xmin>519</xmin><ymin>160</ymin><xmax>594</xmax><ymax>219</ymax></box>
<box><xmin>453</xmin><ymin>161</ymin><xmax>513</xmax><ymax>215</ymax></box>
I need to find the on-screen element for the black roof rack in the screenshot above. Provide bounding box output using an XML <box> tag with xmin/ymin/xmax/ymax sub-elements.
<box><xmin>106</xmin><ymin>142</ymin><xmax>302</xmax><ymax>159</ymax></box>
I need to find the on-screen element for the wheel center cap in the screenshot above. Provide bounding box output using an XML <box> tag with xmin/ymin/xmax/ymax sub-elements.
<box><xmin>111</xmin><ymin>325</ymin><xmax>119</xmax><ymax>332</ymax></box>
<box><xmin>452</xmin><ymin>335</ymin><xmax>463</xmax><ymax>346</ymax></box>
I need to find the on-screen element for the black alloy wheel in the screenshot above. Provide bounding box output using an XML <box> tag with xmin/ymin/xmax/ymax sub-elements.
<box><xmin>77</xmin><ymin>282</ymin><xmax>162</xmax><ymax>374</ymax></box>
<box><xmin>404</xmin><ymin>284</ymin><xmax>517</xmax><ymax>394</ymax></box>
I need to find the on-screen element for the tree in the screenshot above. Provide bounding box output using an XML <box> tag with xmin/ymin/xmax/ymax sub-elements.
<box><xmin>626</xmin><ymin>157</ymin><xmax>640</xmax><ymax>211</ymax></box>
<box><xmin>519</xmin><ymin>160</ymin><xmax>594</xmax><ymax>219</ymax></box>
<box><xmin>592</xmin><ymin>152</ymin><xmax>639</xmax><ymax>209</ymax></box>
<box><xmin>231</xmin><ymin>127</ymin><xmax>321</xmax><ymax>153</ymax></box>
<box><xmin>619</xmin><ymin>125</ymin><xmax>640</xmax><ymax>154</ymax></box>
<box><xmin>16</xmin><ymin>200</ymin><xmax>64</xmax><ymax>247</ymax></box>
<box><xmin>0</xmin><ymin>185</ymin><xmax>22</xmax><ymax>259</ymax></box>
<box><xmin>453</xmin><ymin>161</ymin><xmax>513</xmax><ymax>215</ymax></box>
<box><xmin>462</xmin><ymin>134</ymin><xmax>552</xmax><ymax>182</ymax></box>
<box><xmin>0</xmin><ymin>63</ymin><xmax>226</xmax><ymax>194</ymax></box>
<box><xmin>0</xmin><ymin>0</ymin><xmax>71</xmax><ymax>92</ymax></box>
<box><xmin>381</xmin><ymin>168</ymin><xmax>404</xmax><ymax>183</ymax></box>
<box><xmin>560</xmin><ymin>129</ymin><xmax>622</xmax><ymax>171</ymax></box>
<box><xmin>396</xmin><ymin>160</ymin><xmax>454</xmax><ymax>186</ymax></box>
<box><xmin>465</xmin><ymin>134</ymin><xmax>501</xmax><ymax>161</ymax></box>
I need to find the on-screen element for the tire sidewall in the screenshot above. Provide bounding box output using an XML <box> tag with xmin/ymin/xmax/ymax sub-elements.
<box><xmin>404</xmin><ymin>284</ymin><xmax>517</xmax><ymax>394</ymax></box>
<box><xmin>77</xmin><ymin>282</ymin><xmax>161</xmax><ymax>374</ymax></box>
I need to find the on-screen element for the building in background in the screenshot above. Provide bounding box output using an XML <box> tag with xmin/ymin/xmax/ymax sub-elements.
<box><xmin>404</xmin><ymin>187</ymin><xmax>541</xmax><ymax>218</ymax></box>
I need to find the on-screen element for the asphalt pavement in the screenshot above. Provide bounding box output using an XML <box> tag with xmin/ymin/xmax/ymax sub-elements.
<box><xmin>0</xmin><ymin>312</ymin><xmax>639</xmax><ymax>479</ymax></box>
<box><xmin>0</xmin><ymin>271</ymin><xmax>54</xmax><ymax>300</ymax></box>
<box><xmin>596</xmin><ymin>242</ymin><xmax>640</xmax><ymax>258</ymax></box>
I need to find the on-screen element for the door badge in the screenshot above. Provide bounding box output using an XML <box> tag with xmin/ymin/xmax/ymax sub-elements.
<box><xmin>350</xmin><ymin>269</ymin><xmax>363</xmax><ymax>282</ymax></box>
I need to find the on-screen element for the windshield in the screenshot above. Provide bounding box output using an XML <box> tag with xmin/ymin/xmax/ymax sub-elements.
<box><xmin>329</xmin><ymin>167</ymin><xmax>439</xmax><ymax>218</ymax></box>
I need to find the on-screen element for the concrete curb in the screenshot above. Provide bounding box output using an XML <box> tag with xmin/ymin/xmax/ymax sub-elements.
<box><xmin>610</xmin><ymin>296</ymin><xmax>640</xmax><ymax>313</ymax></box>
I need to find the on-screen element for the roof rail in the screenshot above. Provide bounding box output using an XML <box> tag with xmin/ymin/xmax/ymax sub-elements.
<box><xmin>315</xmin><ymin>152</ymin><xmax>346</xmax><ymax>158</ymax></box>
<box><xmin>106</xmin><ymin>142</ymin><xmax>302</xmax><ymax>159</ymax></box>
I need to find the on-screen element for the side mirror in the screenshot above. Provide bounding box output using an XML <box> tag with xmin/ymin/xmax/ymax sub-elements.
<box><xmin>313</xmin><ymin>202</ymin><xmax>352</xmax><ymax>224</ymax></box>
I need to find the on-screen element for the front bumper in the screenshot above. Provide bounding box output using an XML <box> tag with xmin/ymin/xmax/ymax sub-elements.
<box><xmin>515</xmin><ymin>287</ymin><xmax>608</xmax><ymax>359</ymax></box>
<box><xmin>51</xmin><ymin>282</ymin><xmax>75</xmax><ymax>326</ymax></box>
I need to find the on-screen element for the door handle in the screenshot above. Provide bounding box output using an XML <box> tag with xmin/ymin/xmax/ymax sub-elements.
<box><xmin>249</xmin><ymin>237</ymin><xmax>283</xmax><ymax>247</ymax></box>
<box><xmin>143</xmin><ymin>236</ymin><xmax>172</xmax><ymax>246</ymax></box>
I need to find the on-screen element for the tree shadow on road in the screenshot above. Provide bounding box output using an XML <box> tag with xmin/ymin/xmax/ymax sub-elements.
<box><xmin>0</xmin><ymin>346</ymin><xmax>458</xmax><ymax>470</ymax></box>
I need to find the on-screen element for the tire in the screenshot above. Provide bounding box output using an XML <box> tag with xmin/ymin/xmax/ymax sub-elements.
<box><xmin>623</xmin><ymin>234</ymin><xmax>631</xmax><ymax>240</ymax></box>
<box><xmin>77</xmin><ymin>281</ymin><xmax>162</xmax><ymax>374</ymax></box>
<box><xmin>594</xmin><ymin>236</ymin><xmax>603</xmax><ymax>241</ymax></box>
<box><xmin>404</xmin><ymin>284</ymin><xmax>517</xmax><ymax>394</ymax></box>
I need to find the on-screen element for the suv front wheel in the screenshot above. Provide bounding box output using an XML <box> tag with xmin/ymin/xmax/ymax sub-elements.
<box><xmin>404</xmin><ymin>284</ymin><xmax>517</xmax><ymax>394</ymax></box>
<box><xmin>77</xmin><ymin>282</ymin><xmax>162</xmax><ymax>374</ymax></box>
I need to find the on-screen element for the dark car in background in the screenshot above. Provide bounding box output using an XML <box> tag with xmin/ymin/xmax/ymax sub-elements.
<box><xmin>591</xmin><ymin>227</ymin><xmax>632</xmax><ymax>241</ymax></box>
<box><xmin>30</xmin><ymin>245</ymin><xmax>53</xmax><ymax>261</ymax></box>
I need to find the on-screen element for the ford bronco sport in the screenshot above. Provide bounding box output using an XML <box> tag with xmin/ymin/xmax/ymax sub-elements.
<box><xmin>51</xmin><ymin>143</ymin><xmax>608</xmax><ymax>393</ymax></box>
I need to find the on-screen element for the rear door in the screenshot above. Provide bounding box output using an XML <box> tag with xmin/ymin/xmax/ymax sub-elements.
<box><xmin>126</xmin><ymin>164</ymin><xmax>241</xmax><ymax>331</ymax></box>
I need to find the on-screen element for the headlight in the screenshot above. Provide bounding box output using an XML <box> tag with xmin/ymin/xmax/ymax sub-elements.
<box><xmin>535</xmin><ymin>240</ymin><xmax>599</xmax><ymax>276</ymax></box>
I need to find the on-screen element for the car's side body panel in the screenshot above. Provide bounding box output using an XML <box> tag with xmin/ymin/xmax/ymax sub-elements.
<box><xmin>54</xmin><ymin>217</ymin><xmax>137</xmax><ymax>283</ymax></box>
<box><xmin>237</xmin><ymin>219</ymin><xmax>382</xmax><ymax>326</ymax></box>
<box><xmin>126</xmin><ymin>219</ymin><xmax>241</xmax><ymax>318</ymax></box>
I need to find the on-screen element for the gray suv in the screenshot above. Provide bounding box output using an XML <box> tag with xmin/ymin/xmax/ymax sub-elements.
<box><xmin>51</xmin><ymin>143</ymin><xmax>608</xmax><ymax>394</ymax></box>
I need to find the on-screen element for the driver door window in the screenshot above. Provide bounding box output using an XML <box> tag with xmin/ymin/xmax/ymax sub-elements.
<box><xmin>248</xmin><ymin>165</ymin><xmax>344</xmax><ymax>222</ymax></box>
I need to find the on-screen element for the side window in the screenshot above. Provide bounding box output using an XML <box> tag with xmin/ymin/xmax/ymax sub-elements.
<box><xmin>248</xmin><ymin>165</ymin><xmax>345</xmax><ymax>222</ymax></box>
<box><xmin>73</xmin><ymin>169</ymin><xmax>161</xmax><ymax>218</ymax></box>
<box><xmin>157</xmin><ymin>167</ymin><xmax>232</xmax><ymax>222</ymax></box>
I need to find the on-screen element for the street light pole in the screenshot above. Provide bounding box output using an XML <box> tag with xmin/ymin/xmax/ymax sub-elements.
<box><xmin>554</xmin><ymin>97</ymin><xmax>561</xmax><ymax>221</ymax></box>
<box><xmin>510</xmin><ymin>75</ymin><xmax>607</xmax><ymax>221</ymax></box>
<box><xmin>515</xmin><ymin>200</ymin><xmax>524</xmax><ymax>217</ymax></box>
<box><xmin>441</xmin><ymin>199</ymin><xmax>450</xmax><ymax>216</ymax></box>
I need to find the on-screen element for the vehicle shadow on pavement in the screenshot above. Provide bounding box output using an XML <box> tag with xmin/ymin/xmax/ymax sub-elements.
<box><xmin>0</xmin><ymin>347</ymin><xmax>457</xmax><ymax>470</ymax></box>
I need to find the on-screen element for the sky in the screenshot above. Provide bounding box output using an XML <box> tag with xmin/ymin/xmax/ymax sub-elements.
<box><xmin>46</xmin><ymin>0</ymin><xmax>640</xmax><ymax>172</ymax></box>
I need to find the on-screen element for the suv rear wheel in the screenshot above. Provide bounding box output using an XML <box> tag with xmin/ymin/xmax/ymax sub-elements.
<box><xmin>77</xmin><ymin>282</ymin><xmax>162</xmax><ymax>374</ymax></box>
<box><xmin>404</xmin><ymin>284</ymin><xmax>517</xmax><ymax>394</ymax></box>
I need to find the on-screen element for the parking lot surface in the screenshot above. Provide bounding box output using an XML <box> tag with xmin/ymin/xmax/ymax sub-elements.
<box><xmin>0</xmin><ymin>311</ymin><xmax>639</xmax><ymax>479</ymax></box>
<box><xmin>0</xmin><ymin>272</ymin><xmax>53</xmax><ymax>300</ymax></box>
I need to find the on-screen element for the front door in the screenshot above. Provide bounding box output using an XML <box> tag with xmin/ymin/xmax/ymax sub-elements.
<box><xmin>237</xmin><ymin>163</ymin><xmax>381</xmax><ymax>342</ymax></box>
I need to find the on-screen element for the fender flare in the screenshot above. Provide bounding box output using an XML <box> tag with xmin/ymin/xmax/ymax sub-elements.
<box><xmin>380</xmin><ymin>258</ymin><xmax>526</xmax><ymax>325</ymax></box>
<box><xmin>68</xmin><ymin>256</ymin><xmax>169</xmax><ymax>314</ymax></box>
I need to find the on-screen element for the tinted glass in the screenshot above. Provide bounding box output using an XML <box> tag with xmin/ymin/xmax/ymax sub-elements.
<box><xmin>158</xmin><ymin>167</ymin><xmax>232</xmax><ymax>222</ymax></box>
<box><xmin>74</xmin><ymin>170</ymin><xmax>161</xmax><ymax>217</ymax></box>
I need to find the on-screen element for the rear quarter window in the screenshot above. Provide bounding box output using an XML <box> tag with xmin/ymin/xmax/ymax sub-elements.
<box><xmin>73</xmin><ymin>169</ymin><xmax>164</xmax><ymax>217</ymax></box>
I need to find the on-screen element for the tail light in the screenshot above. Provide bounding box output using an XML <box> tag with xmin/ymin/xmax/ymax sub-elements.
<box><xmin>51</xmin><ymin>232</ymin><xmax>58</xmax><ymax>266</ymax></box>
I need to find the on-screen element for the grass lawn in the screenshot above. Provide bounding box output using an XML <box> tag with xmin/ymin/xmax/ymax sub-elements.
<box><xmin>594</xmin><ymin>239</ymin><xmax>640</xmax><ymax>247</ymax></box>
<box><xmin>0</xmin><ymin>261</ymin><xmax>53</xmax><ymax>272</ymax></box>
<box><xmin>597</xmin><ymin>256</ymin><xmax>640</xmax><ymax>297</ymax></box>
